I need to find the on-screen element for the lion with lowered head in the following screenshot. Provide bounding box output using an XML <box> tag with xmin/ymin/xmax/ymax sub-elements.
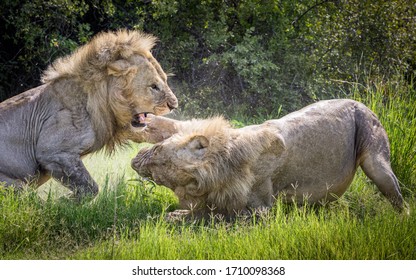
<box><xmin>132</xmin><ymin>99</ymin><xmax>406</xmax><ymax>220</ymax></box>
<box><xmin>0</xmin><ymin>29</ymin><xmax>178</xmax><ymax>199</ymax></box>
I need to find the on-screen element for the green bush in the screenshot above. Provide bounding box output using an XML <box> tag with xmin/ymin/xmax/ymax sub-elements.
<box><xmin>1</xmin><ymin>0</ymin><xmax>415</xmax><ymax>117</ymax></box>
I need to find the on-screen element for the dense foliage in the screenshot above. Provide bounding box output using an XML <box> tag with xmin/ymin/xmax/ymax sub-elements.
<box><xmin>1</xmin><ymin>0</ymin><xmax>415</xmax><ymax>116</ymax></box>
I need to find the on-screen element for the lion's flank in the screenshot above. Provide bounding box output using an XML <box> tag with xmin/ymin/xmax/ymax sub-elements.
<box><xmin>41</xmin><ymin>29</ymin><xmax>157</xmax><ymax>85</ymax></box>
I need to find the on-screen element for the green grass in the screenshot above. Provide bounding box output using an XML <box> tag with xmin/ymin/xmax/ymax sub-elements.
<box><xmin>1</xmin><ymin>79</ymin><xmax>416</xmax><ymax>260</ymax></box>
<box><xmin>1</xmin><ymin>170</ymin><xmax>415</xmax><ymax>260</ymax></box>
<box><xmin>75</xmin><ymin>185</ymin><xmax>416</xmax><ymax>260</ymax></box>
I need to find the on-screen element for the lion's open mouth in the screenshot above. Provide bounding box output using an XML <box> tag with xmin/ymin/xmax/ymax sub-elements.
<box><xmin>131</xmin><ymin>113</ymin><xmax>149</xmax><ymax>127</ymax></box>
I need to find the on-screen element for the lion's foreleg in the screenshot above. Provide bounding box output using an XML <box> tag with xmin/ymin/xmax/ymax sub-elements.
<box><xmin>40</xmin><ymin>156</ymin><xmax>99</xmax><ymax>200</ymax></box>
<box><xmin>249</xmin><ymin>178</ymin><xmax>274</xmax><ymax>209</ymax></box>
<box><xmin>130</xmin><ymin>116</ymin><xmax>181</xmax><ymax>144</ymax></box>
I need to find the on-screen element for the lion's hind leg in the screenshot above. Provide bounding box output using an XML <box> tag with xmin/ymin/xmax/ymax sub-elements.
<box><xmin>360</xmin><ymin>153</ymin><xmax>405</xmax><ymax>213</ymax></box>
<box><xmin>0</xmin><ymin>173</ymin><xmax>23</xmax><ymax>192</ymax></box>
<box><xmin>355</xmin><ymin>105</ymin><xmax>406</xmax><ymax>213</ymax></box>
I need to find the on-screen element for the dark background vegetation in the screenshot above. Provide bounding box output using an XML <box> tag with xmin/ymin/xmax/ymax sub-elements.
<box><xmin>1</xmin><ymin>0</ymin><xmax>415</xmax><ymax>117</ymax></box>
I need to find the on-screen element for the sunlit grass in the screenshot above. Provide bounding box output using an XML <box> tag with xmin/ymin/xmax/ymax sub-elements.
<box><xmin>1</xmin><ymin>147</ymin><xmax>414</xmax><ymax>260</ymax></box>
<box><xmin>73</xmin><ymin>176</ymin><xmax>416</xmax><ymax>260</ymax></box>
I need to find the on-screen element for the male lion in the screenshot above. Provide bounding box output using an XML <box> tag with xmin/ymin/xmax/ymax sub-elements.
<box><xmin>132</xmin><ymin>99</ymin><xmax>406</xmax><ymax>220</ymax></box>
<box><xmin>0</xmin><ymin>30</ymin><xmax>178</xmax><ymax>199</ymax></box>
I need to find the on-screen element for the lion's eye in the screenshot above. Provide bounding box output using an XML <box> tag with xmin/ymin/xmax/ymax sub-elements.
<box><xmin>150</xmin><ymin>84</ymin><xmax>160</xmax><ymax>91</ymax></box>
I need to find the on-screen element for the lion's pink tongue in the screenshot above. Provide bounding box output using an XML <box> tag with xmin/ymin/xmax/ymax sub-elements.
<box><xmin>139</xmin><ymin>113</ymin><xmax>146</xmax><ymax>123</ymax></box>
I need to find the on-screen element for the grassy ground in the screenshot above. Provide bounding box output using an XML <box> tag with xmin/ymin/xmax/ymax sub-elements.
<box><xmin>1</xmin><ymin>153</ymin><xmax>415</xmax><ymax>260</ymax></box>
<box><xmin>76</xmin><ymin>171</ymin><xmax>416</xmax><ymax>260</ymax></box>
<box><xmin>1</xmin><ymin>80</ymin><xmax>415</xmax><ymax>260</ymax></box>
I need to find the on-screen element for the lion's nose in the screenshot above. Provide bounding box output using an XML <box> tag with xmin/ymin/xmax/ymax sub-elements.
<box><xmin>167</xmin><ymin>97</ymin><xmax>178</xmax><ymax>111</ymax></box>
<box><xmin>131</xmin><ymin>157</ymin><xmax>140</xmax><ymax>170</ymax></box>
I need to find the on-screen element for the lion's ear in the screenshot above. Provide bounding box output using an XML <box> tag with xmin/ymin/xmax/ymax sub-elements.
<box><xmin>107</xmin><ymin>60</ymin><xmax>135</xmax><ymax>76</ymax></box>
<box><xmin>188</xmin><ymin>135</ymin><xmax>209</xmax><ymax>157</ymax></box>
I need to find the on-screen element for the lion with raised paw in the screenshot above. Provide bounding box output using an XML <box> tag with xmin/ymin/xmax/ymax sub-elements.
<box><xmin>0</xmin><ymin>30</ymin><xmax>177</xmax><ymax>199</ymax></box>
<box><xmin>132</xmin><ymin>99</ymin><xmax>406</xmax><ymax>220</ymax></box>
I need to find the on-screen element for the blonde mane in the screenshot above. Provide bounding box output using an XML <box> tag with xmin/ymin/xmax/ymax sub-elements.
<box><xmin>177</xmin><ymin>117</ymin><xmax>276</xmax><ymax>212</ymax></box>
<box><xmin>41</xmin><ymin>29</ymin><xmax>157</xmax><ymax>87</ymax></box>
<box><xmin>175</xmin><ymin>116</ymin><xmax>231</xmax><ymax>140</ymax></box>
<box><xmin>40</xmin><ymin>30</ymin><xmax>164</xmax><ymax>153</ymax></box>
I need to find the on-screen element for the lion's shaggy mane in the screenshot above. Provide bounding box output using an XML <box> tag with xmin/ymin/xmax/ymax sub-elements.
<box><xmin>42</xmin><ymin>30</ymin><xmax>166</xmax><ymax>152</ymax></box>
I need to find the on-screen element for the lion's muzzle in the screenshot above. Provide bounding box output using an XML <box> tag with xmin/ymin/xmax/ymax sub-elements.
<box><xmin>131</xmin><ymin>148</ymin><xmax>153</xmax><ymax>177</ymax></box>
<box><xmin>166</xmin><ymin>91</ymin><xmax>178</xmax><ymax>111</ymax></box>
<box><xmin>153</xmin><ymin>94</ymin><xmax>178</xmax><ymax>116</ymax></box>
